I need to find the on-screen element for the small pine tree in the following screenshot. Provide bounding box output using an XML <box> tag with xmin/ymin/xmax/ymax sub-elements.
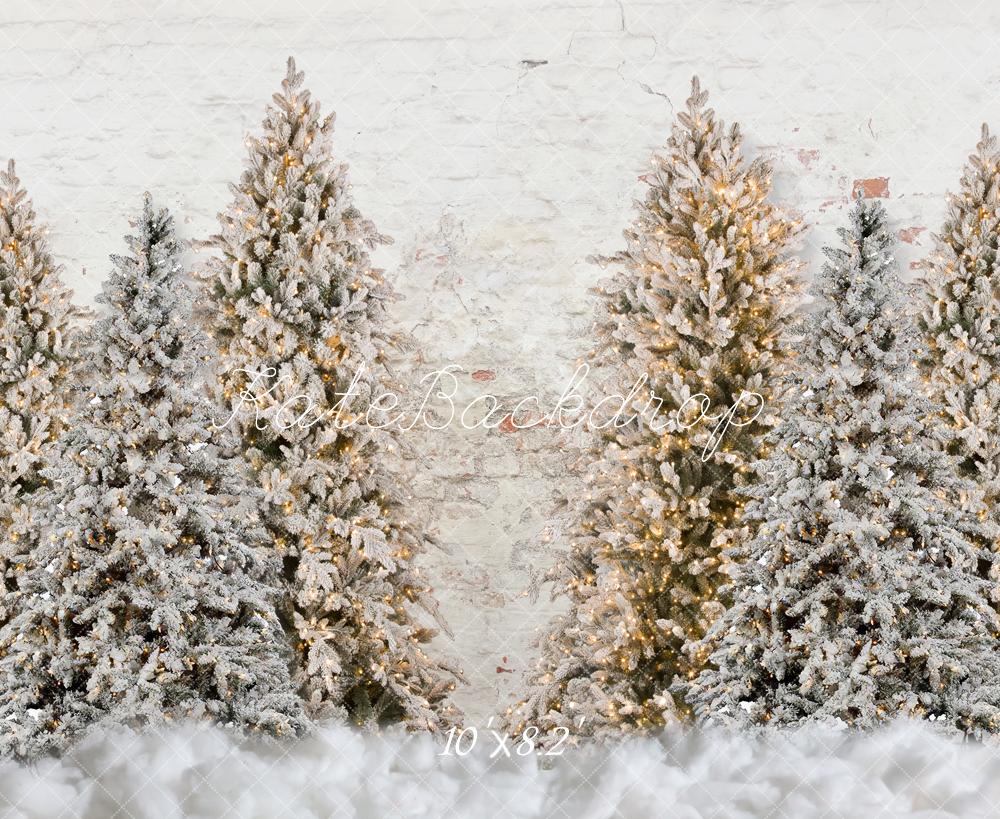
<box><xmin>203</xmin><ymin>58</ymin><xmax>460</xmax><ymax>729</ymax></box>
<box><xmin>0</xmin><ymin>197</ymin><xmax>305</xmax><ymax>759</ymax></box>
<box><xmin>0</xmin><ymin>160</ymin><xmax>77</xmax><ymax>625</ymax></box>
<box><xmin>918</xmin><ymin>124</ymin><xmax>1000</xmax><ymax>593</ymax></box>
<box><xmin>680</xmin><ymin>198</ymin><xmax>1000</xmax><ymax>734</ymax></box>
<box><xmin>507</xmin><ymin>78</ymin><xmax>802</xmax><ymax>742</ymax></box>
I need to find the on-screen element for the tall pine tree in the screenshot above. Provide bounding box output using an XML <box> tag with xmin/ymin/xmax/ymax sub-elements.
<box><xmin>0</xmin><ymin>197</ymin><xmax>305</xmax><ymax>759</ymax></box>
<box><xmin>508</xmin><ymin>79</ymin><xmax>801</xmax><ymax>741</ymax></box>
<box><xmin>0</xmin><ymin>160</ymin><xmax>77</xmax><ymax>626</ymax></box>
<box><xmin>919</xmin><ymin>124</ymin><xmax>1000</xmax><ymax>595</ymax></box>
<box><xmin>203</xmin><ymin>58</ymin><xmax>460</xmax><ymax>729</ymax></box>
<box><xmin>681</xmin><ymin>198</ymin><xmax>1000</xmax><ymax>734</ymax></box>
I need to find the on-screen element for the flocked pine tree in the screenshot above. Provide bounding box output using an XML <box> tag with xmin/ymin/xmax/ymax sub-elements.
<box><xmin>202</xmin><ymin>58</ymin><xmax>460</xmax><ymax>729</ymax></box>
<box><xmin>680</xmin><ymin>198</ymin><xmax>1000</xmax><ymax>734</ymax></box>
<box><xmin>507</xmin><ymin>78</ymin><xmax>801</xmax><ymax>742</ymax></box>
<box><xmin>0</xmin><ymin>160</ymin><xmax>77</xmax><ymax>626</ymax></box>
<box><xmin>0</xmin><ymin>197</ymin><xmax>305</xmax><ymax>759</ymax></box>
<box><xmin>918</xmin><ymin>125</ymin><xmax>1000</xmax><ymax>594</ymax></box>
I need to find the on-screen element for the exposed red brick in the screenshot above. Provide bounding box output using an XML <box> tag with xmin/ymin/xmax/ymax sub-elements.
<box><xmin>413</xmin><ymin>247</ymin><xmax>449</xmax><ymax>265</ymax></box>
<box><xmin>898</xmin><ymin>226</ymin><xmax>926</xmax><ymax>245</ymax></box>
<box><xmin>497</xmin><ymin>410</ymin><xmax>555</xmax><ymax>432</ymax></box>
<box><xmin>471</xmin><ymin>369</ymin><xmax>496</xmax><ymax>382</ymax></box>
<box><xmin>851</xmin><ymin>177</ymin><xmax>889</xmax><ymax>199</ymax></box>
<box><xmin>796</xmin><ymin>149</ymin><xmax>820</xmax><ymax>169</ymax></box>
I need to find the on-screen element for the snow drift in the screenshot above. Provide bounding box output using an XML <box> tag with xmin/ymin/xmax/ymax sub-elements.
<box><xmin>1</xmin><ymin>719</ymin><xmax>999</xmax><ymax>818</ymax></box>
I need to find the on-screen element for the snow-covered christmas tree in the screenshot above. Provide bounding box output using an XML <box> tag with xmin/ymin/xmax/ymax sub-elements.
<box><xmin>0</xmin><ymin>160</ymin><xmax>77</xmax><ymax>626</ymax></box>
<box><xmin>918</xmin><ymin>124</ymin><xmax>1000</xmax><ymax>594</ymax></box>
<box><xmin>0</xmin><ymin>197</ymin><xmax>305</xmax><ymax>759</ymax></box>
<box><xmin>202</xmin><ymin>58</ymin><xmax>460</xmax><ymax>729</ymax></box>
<box><xmin>507</xmin><ymin>78</ymin><xmax>802</xmax><ymax>741</ymax></box>
<box><xmin>681</xmin><ymin>197</ymin><xmax>1000</xmax><ymax>733</ymax></box>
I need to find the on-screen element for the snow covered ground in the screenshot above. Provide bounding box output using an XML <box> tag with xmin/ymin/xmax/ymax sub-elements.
<box><xmin>1</xmin><ymin>720</ymin><xmax>998</xmax><ymax>818</ymax></box>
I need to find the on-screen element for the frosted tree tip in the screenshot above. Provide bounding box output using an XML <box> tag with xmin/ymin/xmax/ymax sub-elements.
<box><xmin>687</xmin><ymin>75</ymin><xmax>709</xmax><ymax>111</ymax></box>
<box><xmin>978</xmin><ymin>122</ymin><xmax>995</xmax><ymax>153</ymax></box>
<box><xmin>284</xmin><ymin>56</ymin><xmax>304</xmax><ymax>90</ymax></box>
<box><xmin>850</xmin><ymin>195</ymin><xmax>887</xmax><ymax>233</ymax></box>
<box><xmin>2</xmin><ymin>157</ymin><xmax>18</xmax><ymax>190</ymax></box>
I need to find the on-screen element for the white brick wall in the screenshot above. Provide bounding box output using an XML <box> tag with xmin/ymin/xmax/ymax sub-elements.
<box><xmin>3</xmin><ymin>0</ymin><xmax>997</xmax><ymax>722</ymax></box>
